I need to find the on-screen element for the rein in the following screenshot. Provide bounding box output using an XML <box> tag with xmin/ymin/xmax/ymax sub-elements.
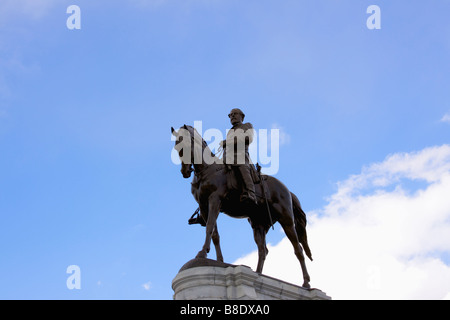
<box><xmin>186</xmin><ymin>129</ymin><xmax>225</xmax><ymax>184</ymax></box>
<box><xmin>193</xmin><ymin>164</ymin><xmax>225</xmax><ymax>184</ymax></box>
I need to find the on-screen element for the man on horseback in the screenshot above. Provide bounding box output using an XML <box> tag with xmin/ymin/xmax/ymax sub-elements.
<box><xmin>220</xmin><ymin>108</ymin><xmax>257</xmax><ymax>205</ymax></box>
<box><xmin>172</xmin><ymin>120</ymin><xmax>313</xmax><ymax>288</ymax></box>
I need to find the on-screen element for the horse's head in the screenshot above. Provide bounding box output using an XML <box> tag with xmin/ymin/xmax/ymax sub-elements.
<box><xmin>172</xmin><ymin>125</ymin><xmax>194</xmax><ymax>178</ymax></box>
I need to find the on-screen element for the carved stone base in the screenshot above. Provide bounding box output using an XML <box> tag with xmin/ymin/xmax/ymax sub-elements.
<box><xmin>172</xmin><ymin>258</ymin><xmax>331</xmax><ymax>300</ymax></box>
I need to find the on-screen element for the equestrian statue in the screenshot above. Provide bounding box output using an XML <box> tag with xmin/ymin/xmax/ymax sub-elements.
<box><xmin>171</xmin><ymin>108</ymin><xmax>313</xmax><ymax>288</ymax></box>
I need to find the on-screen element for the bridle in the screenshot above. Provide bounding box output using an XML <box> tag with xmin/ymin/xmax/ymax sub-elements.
<box><xmin>178</xmin><ymin>131</ymin><xmax>224</xmax><ymax>182</ymax></box>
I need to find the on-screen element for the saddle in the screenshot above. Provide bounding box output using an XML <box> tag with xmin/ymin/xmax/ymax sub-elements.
<box><xmin>226</xmin><ymin>163</ymin><xmax>261</xmax><ymax>191</ymax></box>
<box><xmin>188</xmin><ymin>164</ymin><xmax>267</xmax><ymax>226</ymax></box>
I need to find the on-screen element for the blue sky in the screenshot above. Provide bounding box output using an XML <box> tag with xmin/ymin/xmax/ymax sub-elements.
<box><xmin>0</xmin><ymin>0</ymin><xmax>449</xmax><ymax>299</ymax></box>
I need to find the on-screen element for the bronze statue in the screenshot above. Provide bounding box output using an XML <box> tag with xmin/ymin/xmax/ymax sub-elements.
<box><xmin>171</xmin><ymin>115</ymin><xmax>313</xmax><ymax>288</ymax></box>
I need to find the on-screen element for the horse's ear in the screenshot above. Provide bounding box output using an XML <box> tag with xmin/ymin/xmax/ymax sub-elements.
<box><xmin>171</xmin><ymin>127</ymin><xmax>178</xmax><ymax>137</ymax></box>
<box><xmin>183</xmin><ymin>124</ymin><xmax>188</xmax><ymax>129</ymax></box>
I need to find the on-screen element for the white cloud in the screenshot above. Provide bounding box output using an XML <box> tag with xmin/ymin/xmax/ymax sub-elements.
<box><xmin>234</xmin><ymin>145</ymin><xmax>450</xmax><ymax>299</ymax></box>
<box><xmin>0</xmin><ymin>56</ymin><xmax>41</xmax><ymax>104</ymax></box>
<box><xmin>441</xmin><ymin>113</ymin><xmax>450</xmax><ymax>124</ymax></box>
<box><xmin>271</xmin><ymin>123</ymin><xmax>291</xmax><ymax>146</ymax></box>
<box><xmin>0</xmin><ymin>0</ymin><xmax>58</xmax><ymax>22</ymax></box>
<box><xmin>141</xmin><ymin>281</ymin><xmax>152</xmax><ymax>291</ymax></box>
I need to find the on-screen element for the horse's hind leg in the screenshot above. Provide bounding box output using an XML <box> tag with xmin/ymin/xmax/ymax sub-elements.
<box><xmin>280</xmin><ymin>217</ymin><xmax>311</xmax><ymax>288</ymax></box>
<box><xmin>212</xmin><ymin>223</ymin><xmax>224</xmax><ymax>263</ymax></box>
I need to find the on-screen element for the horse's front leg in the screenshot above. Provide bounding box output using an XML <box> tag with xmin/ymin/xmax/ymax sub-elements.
<box><xmin>212</xmin><ymin>223</ymin><xmax>223</xmax><ymax>262</ymax></box>
<box><xmin>196</xmin><ymin>195</ymin><xmax>220</xmax><ymax>259</ymax></box>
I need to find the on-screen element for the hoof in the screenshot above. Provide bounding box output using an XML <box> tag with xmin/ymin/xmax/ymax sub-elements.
<box><xmin>302</xmin><ymin>282</ymin><xmax>311</xmax><ymax>289</ymax></box>
<box><xmin>196</xmin><ymin>250</ymin><xmax>207</xmax><ymax>259</ymax></box>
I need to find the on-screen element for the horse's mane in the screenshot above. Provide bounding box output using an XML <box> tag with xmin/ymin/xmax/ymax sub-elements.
<box><xmin>183</xmin><ymin>125</ymin><xmax>216</xmax><ymax>159</ymax></box>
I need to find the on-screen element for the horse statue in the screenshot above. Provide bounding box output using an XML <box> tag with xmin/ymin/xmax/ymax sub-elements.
<box><xmin>171</xmin><ymin>124</ymin><xmax>313</xmax><ymax>288</ymax></box>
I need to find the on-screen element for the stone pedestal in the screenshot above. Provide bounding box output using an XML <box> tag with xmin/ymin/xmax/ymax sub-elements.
<box><xmin>172</xmin><ymin>258</ymin><xmax>331</xmax><ymax>300</ymax></box>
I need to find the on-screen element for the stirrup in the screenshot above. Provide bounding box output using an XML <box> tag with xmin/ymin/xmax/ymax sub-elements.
<box><xmin>188</xmin><ymin>208</ymin><xmax>206</xmax><ymax>226</ymax></box>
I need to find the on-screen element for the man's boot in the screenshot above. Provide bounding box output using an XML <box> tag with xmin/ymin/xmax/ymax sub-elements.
<box><xmin>238</xmin><ymin>165</ymin><xmax>257</xmax><ymax>205</ymax></box>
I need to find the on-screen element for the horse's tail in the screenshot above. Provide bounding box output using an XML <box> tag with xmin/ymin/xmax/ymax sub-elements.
<box><xmin>291</xmin><ymin>192</ymin><xmax>313</xmax><ymax>261</ymax></box>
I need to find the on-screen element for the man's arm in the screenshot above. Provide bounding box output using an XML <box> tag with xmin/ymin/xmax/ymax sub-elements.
<box><xmin>243</xmin><ymin>123</ymin><xmax>254</xmax><ymax>145</ymax></box>
<box><xmin>225</xmin><ymin>123</ymin><xmax>254</xmax><ymax>147</ymax></box>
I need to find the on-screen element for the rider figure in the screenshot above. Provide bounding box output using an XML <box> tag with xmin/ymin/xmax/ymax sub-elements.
<box><xmin>220</xmin><ymin>108</ymin><xmax>257</xmax><ymax>205</ymax></box>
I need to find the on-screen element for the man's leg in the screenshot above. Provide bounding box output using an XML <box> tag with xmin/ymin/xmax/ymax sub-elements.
<box><xmin>238</xmin><ymin>165</ymin><xmax>257</xmax><ymax>204</ymax></box>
